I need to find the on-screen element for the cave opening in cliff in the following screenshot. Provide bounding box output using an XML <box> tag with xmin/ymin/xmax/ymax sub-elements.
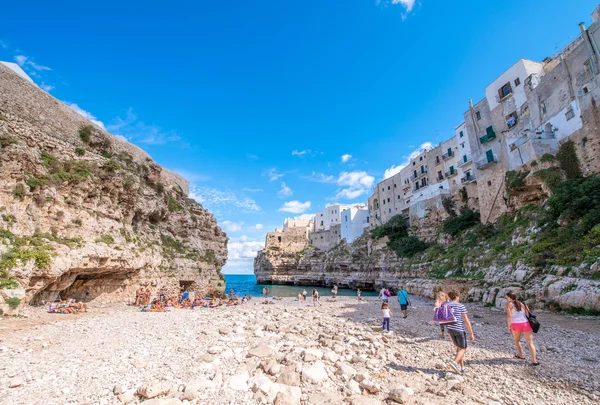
<box><xmin>179</xmin><ymin>280</ymin><xmax>195</xmax><ymax>291</ymax></box>
<box><xmin>29</xmin><ymin>269</ymin><xmax>140</xmax><ymax>305</ymax></box>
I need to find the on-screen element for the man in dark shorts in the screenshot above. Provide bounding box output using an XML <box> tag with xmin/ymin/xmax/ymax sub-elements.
<box><xmin>397</xmin><ymin>288</ymin><xmax>411</xmax><ymax>318</ymax></box>
<box><xmin>446</xmin><ymin>290</ymin><xmax>475</xmax><ymax>374</ymax></box>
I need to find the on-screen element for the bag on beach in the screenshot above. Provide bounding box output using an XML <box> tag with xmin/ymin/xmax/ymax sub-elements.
<box><xmin>526</xmin><ymin>311</ymin><xmax>540</xmax><ymax>333</ymax></box>
<box><xmin>433</xmin><ymin>303</ymin><xmax>457</xmax><ymax>325</ymax></box>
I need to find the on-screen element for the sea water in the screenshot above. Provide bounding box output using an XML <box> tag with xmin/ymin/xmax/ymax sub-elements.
<box><xmin>223</xmin><ymin>274</ymin><xmax>378</xmax><ymax>298</ymax></box>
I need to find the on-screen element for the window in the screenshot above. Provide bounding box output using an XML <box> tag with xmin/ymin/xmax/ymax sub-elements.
<box><xmin>541</xmin><ymin>101</ymin><xmax>547</xmax><ymax>115</ymax></box>
<box><xmin>498</xmin><ymin>82</ymin><xmax>512</xmax><ymax>99</ymax></box>
<box><xmin>412</xmin><ymin>162</ymin><xmax>416</xmax><ymax>166</ymax></box>
<box><xmin>583</xmin><ymin>86</ymin><xmax>589</xmax><ymax>94</ymax></box>
<box><xmin>459</xmin><ymin>131</ymin><xmax>464</xmax><ymax>138</ymax></box>
<box><xmin>382</xmin><ymin>188</ymin><xmax>384</xmax><ymax>191</ymax></box>
<box><xmin>383</xmin><ymin>200</ymin><xmax>386</xmax><ymax>205</ymax></box>
<box><xmin>421</xmin><ymin>165</ymin><xmax>425</xmax><ymax>174</ymax></box>
<box><xmin>388</xmin><ymin>208</ymin><xmax>392</xmax><ymax>214</ymax></box>
<box><xmin>345</xmin><ymin>215</ymin><xmax>348</xmax><ymax>222</ymax></box>
<box><xmin>421</xmin><ymin>178</ymin><xmax>426</xmax><ymax>187</ymax></box>
<box><xmin>487</xmin><ymin>181</ymin><xmax>492</xmax><ymax>186</ymax></box>
<box><xmin>397</xmin><ymin>195</ymin><xmax>401</xmax><ymax>199</ymax></box>
<box><xmin>461</xmin><ymin>143</ymin><xmax>465</xmax><ymax>149</ymax></box>
<box><xmin>506</xmin><ymin>111</ymin><xmax>518</xmax><ymax>129</ymax></box>
<box><xmin>437</xmin><ymin>171</ymin><xmax>443</xmax><ymax>181</ymax></box>
<box><xmin>476</xmin><ymin>111</ymin><xmax>481</xmax><ymax>121</ymax></box>
<box><xmin>565</xmin><ymin>106</ymin><xmax>575</xmax><ymax>121</ymax></box>
<box><xmin>387</xmin><ymin>198</ymin><xmax>390</xmax><ymax>203</ymax></box>
<box><xmin>394</xmin><ymin>184</ymin><xmax>397</xmax><ymax>188</ymax></box>
<box><xmin>413</xmin><ymin>170</ymin><xmax>417</xmax><ymax>178</ymax></box>
<box><xmin>514</xmin><ymin>77</ymin><xmax>521</xmax><ymax>87</ymax></box>
<box><xmin>436</xmin><ymin>156</ymin><xmax>440</xmax><ymax>164</ymax></box>
<box><xmin>320</xmin><ymin>221</ymin><xmax>323</xmax><ymax>226</ymax></box>
<box><xmin>419</xmin><ymin>156</ymin><xmax>423</xmax><ymax>161</ymax></box>
<box><xmin>388</xmin><ymin>186</ymin><xmax>390</xmax><ymax>190</ymax></box>
<box><xmin>584</xmin><ymin>59</ymin><xmax>592</xmax><ymax>77</ymax></box>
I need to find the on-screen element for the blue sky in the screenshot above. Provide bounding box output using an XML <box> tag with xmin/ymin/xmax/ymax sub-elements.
<box><xmin>1</xmin><ymin>0</ymin><xmax>598</xmax><ymax>273</ymax></box>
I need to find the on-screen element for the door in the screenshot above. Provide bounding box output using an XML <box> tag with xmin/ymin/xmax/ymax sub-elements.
<box><xmin>486</xmin><ymin>149</ymin><xmax>494</xmax><ymax>163</ymax></box>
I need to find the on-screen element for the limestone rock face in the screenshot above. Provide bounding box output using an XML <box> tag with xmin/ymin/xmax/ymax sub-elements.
<box><xmin>0</xmin><ymin>64</ymin><xmax>227</xmax><ymax>307</ymax></box>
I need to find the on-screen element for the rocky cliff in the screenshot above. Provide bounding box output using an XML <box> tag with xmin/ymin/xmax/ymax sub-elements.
<box><xmin>255</xmin><ymin>204</ymin><xmax>600</xmax><ymax>313</ymax></box>
<box><xmin>0</xmin><ymin>64</ymin><xmax>227</xmax><ymax>312</ymax></box>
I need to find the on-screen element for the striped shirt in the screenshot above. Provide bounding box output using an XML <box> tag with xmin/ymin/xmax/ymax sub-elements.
<box><xmin>446</xmin><ymin>302</ymin><xmax>468</xmax><ymax>332</ymax></box>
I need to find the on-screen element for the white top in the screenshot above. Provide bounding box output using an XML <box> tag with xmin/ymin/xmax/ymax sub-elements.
<box><xmin>382</xmin><ymin>309</ymin><xmax>391</xmax><ymax>318</ymax></box>
<box><xmin>509</xmin><ymin>302</ymin><xmax>528</xmax><ymax>324</ymax></box>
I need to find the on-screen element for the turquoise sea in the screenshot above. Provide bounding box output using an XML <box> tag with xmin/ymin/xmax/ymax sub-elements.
<box><xmin>223</xmin><ymin>274</ymin><xmax>378</xmax><ymax>298</ymax></box>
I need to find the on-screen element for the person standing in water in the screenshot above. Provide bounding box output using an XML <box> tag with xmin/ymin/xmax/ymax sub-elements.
<box><xmin>506</xmin><ymin>291</ymin><xmax>539</xmax><ymax>366</ymax></box>
<box><xmin>302</xmin><ymin>289</ymin><xmax>308</xmax><ymax>301</ymax></box>
<box><xmin>357</xmin><ymin>288</ymin><xmax>362</xmax><ymax>301</ymax></box>
<box><xmin>332</xmin><ymin>284</ymin><xmax>338</xmax><ymax>299</ymax></box>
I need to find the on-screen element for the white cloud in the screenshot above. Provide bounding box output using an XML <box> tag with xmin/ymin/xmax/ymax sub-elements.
<box><xmin>0</xmin><ymin>40</ymin><xmax>7</xmax><ymax>49</ymax></box>
<box><xmin>227</xmin><ymin>238</ymin><xmax>265</xmax><ymax>266</ymax></box>
<box><xmin>383</xmin><ymin>141</ymin><xmax>434</xmax><ymax>180</ymax></box>
<box><xmin>303</xmin><ymin>172</ymin><xmax>336</xmax><ymax>183</ymax></box>
<box><xmin>293</xmin><ymin>214</ymin><xmax>315</xmax><ymax>221</ymax></box>
<box><xmin>173</xmin><ymin>168</ymin><xmax>210</xmax><ymax>183</ymax></box>
<box><xmin>263</xmin><ymin>168</ymin><xmax>284</xmax><ymax>182</ymax></box>
<box><xmin>40</xmin><ymin>83</ymin><xmax>55</xmax><ymax>92</ymax></box>
<box><xmin>189</xmin><ymin>186</ymin><xmax>261</xmax><ymax>213</ymax></box>
<box><xmin>106</xmin><ymin>107</ymin><xmax>182</xmax><ymax>146</ymax></box>
<box><xmin>64</xmin><ymin>102</ymin><xmax>106</xmax><ymax>129</ymax></box>
<box><xmin>292</xmin><ymin>149</ymin><xmax>309</xmax><ymax>157</ymax></box>
<box><xmin>278</xmin><ymin>200</ymin><xmax>311</xmax><ymax>214</ymax></box>
<box><xmin>336</xmin><ymin>188</ymin><xmax>367</xmax><ymax>200</ymax></box>
<box><xmin>338</xmin><ymin>171</ymin><xmax>375</xmax><ymax>189</ymax></box>
<box><xmin>254</xmin><ymin>224</ymin><xmax>264</xmax><ymax>230</ymax></box>
<box><xmin>379</xmin><ymin>0</ymin><xmax>417</xmax><ymax>20</ymax></box>
<box><xmin>341</xmin><ymin>154</ymin><xmax>352</xmax><ymax>163</ymax></box>
<box><xmin>335</xmin><ymin>171</ymin><xmax>375</xmax><ymax>201</ymax></box>
<box><xmin>277</xmin><ymin>182</ymin><xmax>293</xmax><ymax>198</ymax></box>
<box><xmin>14</xmin><ymin>55</ymin><xmax>51</xmax><ymax>71</ymax></box>
<box><xmin>221</xmin><ymin>220</ymin><xmax>243</xmax><ymax>232</ymax></box>
<box><xmin>242</xmin><ymin>187</ymin><xmax>263</xmax><ymax>193</ymax></box>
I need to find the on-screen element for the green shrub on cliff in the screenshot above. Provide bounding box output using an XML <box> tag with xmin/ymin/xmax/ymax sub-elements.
<box><xmin>441</xmin><ymin>207</ymin><xmax>480</xmax><ymax>236</ymax></box>
<box><xmin>370</xmin><ymin>215</ymin><xmax>428</xmax><ymax>257</ymax></box>
<box><xmin>79</xmin><ymin>125</ymin><xmax>93</xmax><ymax>143</ymax></box>
<box><xmin>546</xmin><ymin>175</ymin><xmax>600</xmax><ymax>233</ymax></box>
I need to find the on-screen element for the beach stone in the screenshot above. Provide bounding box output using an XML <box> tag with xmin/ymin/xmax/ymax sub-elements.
<box><xmin>388</xmin><ymin>385</ymin><xmax>414</xmax><ymax>403</ymax></box>
<box><xmin>137</xmin><ymin>381</ymin><xmax>171</xmax><ymax>399</ymax></box>
<box><xmin>351</xmin><ymin>397</ymin><xmax>383</xmax><ymax>405</ymax></box>
<box><xmin>117</xmin><ymin>389</ymin><xmax>136</xmax><ymax>404</ymax></box>
<box><xmin>228</xmin><ymin>371</ymin><xmax>250</xmax><ymax>391</ymax></box>
<box><xmin>9</xmin><ymin>377</ymin><xmax>24</xmax><ymax>388</ymax></box>
<box><xmin>113</xmin><ymin>383</ymin><xmax>126</xmax><ymax>395</ymax></box>
<box><xmin>345</xmin><ymin>380</ymin><xmax>362</xmax><ymax>395</ymax></box>
<box><xmin>274</xmin><ymin>385</ymin><xmax>302</xmax><ymax>405</ymax></box>
<box><xmin>251</xmin><ymin>376</ymin><xmax>274</xmax><ymax>394</ymax></box>
<box><xmin>360</xmin><ymin>379</ymin><xmax>381</xmax><ymax>393</ymax></box>
<box><xmin>248</xmin><ymin>345</ymin><xmax>276</xmax><ymax>358</ymax></box>
<box><xmin>303</xmin><ymin>348</ymin><xmax>323</xmax><ymax>362</ymax></box>
<box><xmin>336</xmin><ymin>362</ymin><xmax>357</xmax><ymax>378</ymax></box>
<box><xmin>302</xmin><ymin>363</ymin><xmax>328</xmax><ymax>384</ymax></box>
<box><xmin>219</xmin><ymin>328</ymin><xmax>231</xmax><ymax>335</ymax></box>
<box><xmin>277</xmin><ymin>370</ymin><xmax>300</xmax><ymax>386</ymax></box>
<box><xmin>198</xmin><ymin>354</ymin><xmax>215</xmax><ymax>363</ymax></box>
<box><xmin>207</xmin><ymin>346</ymin><xmax>222</xmax><ymax>355</ymax></box>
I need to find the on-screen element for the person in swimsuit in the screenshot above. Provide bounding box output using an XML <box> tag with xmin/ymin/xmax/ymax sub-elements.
<box><xmin>506</xmin><ymin>292</ymin><xmax>539</xmax><ymax>366</ymax></box>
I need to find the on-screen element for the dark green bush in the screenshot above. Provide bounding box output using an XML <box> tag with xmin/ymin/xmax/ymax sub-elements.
<box><xmin>370</xmin><ymin>215</ymin><xmax>428</xmax><ymax>257</ymax></box>
<box><xmin>75</xmin><ymin>147</ymin><xmax>86</xmax><ymax>156</ymax></box>
<box><xmin>547</xmin><ymin>175</ymin><xmax>600</xmax><ymax>233</ymax></box>
<box><xmin>556</xmin><ymin>140</ymin><xmax>582</xmax><ymax>179</ymax></box>
<box><xmin>441</xmin><ymin>207</ymin><xmax>480</xmax><ymax>236</ymax></box>
<box><xmin>534</xmin><ymin>167</ymin><xmax>563</xmax><ymax>190</ymax></box>
<box><xmin>540</xmin><ymin>153</ymin><xmax>556</xmax><ymax>163</ymax></box>
<box><xmin>79</xmin><ymin>125</ymin><xmax>93</xmax><ymax>143</ymax></box>
<box><xmin>387</xmin><ymin>236</ymin><xmax>429</xmax><ymax>257</ymax></box>
<box><xmin>0</xmin><ymin>135</ymin><xmax>17</xmax><ymax>147</ymax></box>
<box><xmin>12</xmin><ymin>184</ymin><xmax>25</xmax><ymax>201</ymax></box>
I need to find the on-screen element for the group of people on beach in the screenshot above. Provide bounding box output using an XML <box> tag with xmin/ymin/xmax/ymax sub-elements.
<box><xmin>47</xmin><ymin>298</ymin><xmax>88</xmax><ymax>314</ymax></box>
<box><xmin>135</xmin><ymin>287</ymin><xmax>253</xmax><ymax>312</ymax></box>
<box><xmin>376</xmin><ymin>286</ymin><xmax>539</xmax><ymax>374</ymax></box>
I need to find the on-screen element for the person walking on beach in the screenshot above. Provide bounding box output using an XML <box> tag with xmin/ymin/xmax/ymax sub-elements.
<box><xmin>312</xmin><ymin>288</ymin><xmax>321</xmax><ymax>307</ymax></box>
<box><xmin>302</xmin><ymin>289</ymin><xmax>308</xmax><ymax>301</ymax></box>
<box><xmin>381</xmin><ymin>302</ymin><xmax>392</xmax><ymax>333</ymax></box>
<box><xmin>397</xmin><ymin>288</ymin><xmax>411</xmax><ymax>318</ymax></box>
<box><xmin>434</xmin><ymin>291</ymin><xmax>449</xmax><ymax>338</ymax></box>
<box><xmin>357</xmin><ymin>288</ymin><xmax>362</xmax><ymax>301</ymax></box>
<box><xmin>332</xmin><ymin>284</ymin><xmax>338</xmax><ymax>299</ymax></box>
<box><xmin>262</xmin><ymin>287</ymin><xmax>267</xmax><ymax>298</ymax></box>
<box><xmin>446</xmin><ymin>291</ymin><xmax>475</xmax><ymax>374</ymax></box>
<box><xmin>379</xmin><ymin>287</ymin><xmax>390</xmax><ymax>303</ymax></box>
<box><xmin>506</xmin><ymin>292</ymin><xmax>539</xmax><ymax>366</ymax></box>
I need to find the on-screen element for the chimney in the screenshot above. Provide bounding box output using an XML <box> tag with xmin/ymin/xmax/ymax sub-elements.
<box><xmin>579</xmin><ymin>22</ymin><xmax>587</xmax><ymax>33</ymax></box>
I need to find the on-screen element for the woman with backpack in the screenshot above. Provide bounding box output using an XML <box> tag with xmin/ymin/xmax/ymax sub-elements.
<box><xmin>506</xmin><ymin>292</ymin><xmax>539</xmax><ymax>366</ymax></box>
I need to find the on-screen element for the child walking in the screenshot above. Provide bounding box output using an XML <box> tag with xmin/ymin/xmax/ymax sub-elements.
<box><xmin>381</xmin><ymin>302</ymin><xmax>392</xmax><ymax>333</ymax></box>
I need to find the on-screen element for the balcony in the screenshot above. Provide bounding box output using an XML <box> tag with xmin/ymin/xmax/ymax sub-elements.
<box><xmin>480</xmin><ymin>126</ymin><xmax>496</xmax><ymax>144</ymax></box>
<box><xmin>458</xmin><ymin>155</ymin><xmax>472</xmax><ymax>167</ymax></box>
<box><xmin>475</xmin><ymin>153</ymin><xmax>498</xmax><ymax>170</ymax></box>
<box><xmin>412</xmin><ymin>170</ymin><xmax>428</xmax><ymax>181</ymax></box>
<box><xmin>442</xmin><ymin>150</ymin><xmax>454</xmax><ymax>160</ymax></box>
<box><xmin>445</xmin><ymin>170</ymin><xmax>458</xmax><ymax>178</ymax></box>
<box><xmin>461</xmin><ymin>175</ymin><xmax>477</xmax><ymax>184</ymax></box>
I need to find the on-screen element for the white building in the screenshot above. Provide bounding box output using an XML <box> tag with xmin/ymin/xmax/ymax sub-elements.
<box><xmin>340</xmin><ymin>206</ymin><xmax>369</xmax><ymax>244</ymax></box>
<box><xmin>484</xmin><ymin>59</ymin><xmax>545</xmax><ymax>112</ymax></box>
<box><xmin>313</xmin><ymin>203</ymin><xmax>355</xmax><ymax>231</ymax></box>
